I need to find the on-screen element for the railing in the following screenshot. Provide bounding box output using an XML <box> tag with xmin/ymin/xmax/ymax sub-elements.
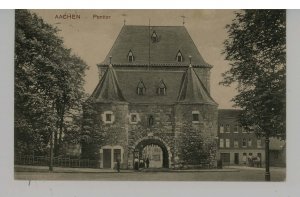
<box><xmin>15</xmin><ymin>155</ymin><xmax>98</xmax><ymax>168</ymax></box>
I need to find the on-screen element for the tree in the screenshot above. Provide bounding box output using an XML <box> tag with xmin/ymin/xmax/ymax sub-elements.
<box><xmin>221</xmin><ymin>10</ymin><xmax>286</xmax><ymax>181</ymax></box>
<box><xmin>15</xmin><ymin>10</ymin><xmax>88</xmax><ymax>159</ymax></box>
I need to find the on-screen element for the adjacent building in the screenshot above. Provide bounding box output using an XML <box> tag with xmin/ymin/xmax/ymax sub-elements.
<box><xmin>218</xmin><ymin>109</ymin><xmax>265</xmax><ymax>166</ymax></box>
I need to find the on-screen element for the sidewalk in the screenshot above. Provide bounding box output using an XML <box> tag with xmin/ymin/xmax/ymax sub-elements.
<box><xmin>15</xmin><ymin>165</ymin><xmax>239</xmax><ymax>173</ymax></box>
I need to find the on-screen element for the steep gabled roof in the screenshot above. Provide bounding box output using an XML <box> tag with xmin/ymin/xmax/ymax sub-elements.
<box><xmin>177</xmin><ymin>65</ymin><xmax>217</xmax><ymax>105</ymax></box>
<box><xmin>99</xmin><ymin>25</ymin><xmax>211</xmax><ymax>67</ymax></box>
<box><xmin>90</xmin><ymin>64</ymin><xmax>126</xmax><ymax>103</ymax></box>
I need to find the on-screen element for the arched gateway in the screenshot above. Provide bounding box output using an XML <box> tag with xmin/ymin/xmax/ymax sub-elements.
<box><xmin>134</xmin><ymin>137</ymin><xmax>170</xmax><ymax>168</ymax></box>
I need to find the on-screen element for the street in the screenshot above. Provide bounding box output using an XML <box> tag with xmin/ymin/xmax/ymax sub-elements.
<box><xmin>15</xmin><ymin>166</ymin><xmax>285</xmax><ymax>181</ymax></box>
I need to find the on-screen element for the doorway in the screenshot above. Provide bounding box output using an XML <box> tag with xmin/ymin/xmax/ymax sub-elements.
<box><xmin>103</xmin><ymin>149</ymin><xmax>111</xmax><ymax>168</ymax></box>
<box><xmin>234</xmin><ymin>153</ymin><xmax>239</xmax><ymax>165</ymax></box>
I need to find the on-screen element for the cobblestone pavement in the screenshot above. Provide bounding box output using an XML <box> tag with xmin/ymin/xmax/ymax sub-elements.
<box><xmin>15</xmin><ymin>166</ymin><xmax>285</xmax><ymax>181</ymax></box>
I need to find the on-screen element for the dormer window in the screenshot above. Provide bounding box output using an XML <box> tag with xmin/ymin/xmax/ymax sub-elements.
<box><xmin>137</xmin><ymin>80</ymin><xmax>146</xmax><ymax>95</ymax></box>
<box><xmin>176</xmin><ymin>50</ymin><xmax>183</xmax><ymax>62</ymax></box>
<box><xmin>157</xmin><ymin>80</ymin><xmax>166</xmax><ymax>95</ymax></box>
<box><xmin>128</xmin><ymin>50</ymin><xmax>134</xmax><ymax>62</ymax></box>
<box><xmin>151</xmin><ymin>31</ymin><xmax>158</xmax><ymax>42</ymax></box>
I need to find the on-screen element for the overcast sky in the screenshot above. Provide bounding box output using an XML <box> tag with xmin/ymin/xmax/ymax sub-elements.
<box><xmin>32</xmin><ymin>9</ymin><xmax>239</xmax><ymax>109</ymax></box>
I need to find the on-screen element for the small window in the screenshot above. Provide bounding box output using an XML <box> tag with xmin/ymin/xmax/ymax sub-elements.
<box><xmin>234</xmin><ymin>125</ymin><xmax>239</xmax><ymax>133</ymax></box>
<box><xmin>102</xmin><ymin>111</ymin><xmax>114</xmax><ymax>124</ymax></box>
<box><xmin>257</xmin><ymin>139</ymin><xmax>262</xmax><ymax>148</ymax></box>
<box><xmin>242</xmin><ymin>127</ymin><xmax>247</xmax><ymax>133</ymax></box>
<box><xmin>242</xmin><ymin>138</ymin><xmax>247</xmax><ymax>147</ymax></box>
<box><xmin>137</xmin><ymin>80</ymin><xmax>146</xmax><ymax>95</ymax></box>
<box><xmin>248</xmin><ymin>139</ymin><xmax>252</xmax><ymax>147</ymax></box>
<box><xmin>225</xmin><ymin>124</ymin><xmax>230</xmax><ymax>133</ymax></box>
<box><xmin>234</xmin><ymin>140</ymin><xmax>239</xmax><ymax>148</ymax></box>
<box><xmin>157</xmin><ymin>80</ymin><xmax>167</xmax><ymax>95</ymax></box>
<box><xmin>193</xmin><ymin>114</ymin><xmax>199</xmax><ymax>121</ymax></box>
<box><xmin>225</xmin><ymin>139</ymin><xmax>230</xmax><ymax>148</ymax></box>
<box><xmin>106</xmin><ymin>114</ymin><xmax>112</xmax><ymax>122</ymax></box>
<box><xmin>131</xmin><ymin>114</ymin><xmax>137</xmax><ymax>122</ymax></box>
<box><xmin>128</xmin><ymin>50</ymin><xmax>134</xmax><ymax>62</ymax></box>
<box><xmin>192</xmin><ymin>111</ymin><xmax>200</xmax><ymax>122</ymax></box>
<box><xmin>176</xmin><ymin>50</ymin><xmax>183</xmax><ymax>62</ymax></box>
<box><xmin>219</xmin><ymin>139</ymin><xmax>224</xmax><ymax>148</ymax></box>
<box><xmin>220</xmin><ymin>124</ymin><xmax>224</xmax><ymax>133</ymax></box>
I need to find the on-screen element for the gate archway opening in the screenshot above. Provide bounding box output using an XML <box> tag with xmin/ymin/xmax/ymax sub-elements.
<box><xmin>134</xmin><ymin>138</ymin><xmax>169</xmax><ymax>168</ymax></box>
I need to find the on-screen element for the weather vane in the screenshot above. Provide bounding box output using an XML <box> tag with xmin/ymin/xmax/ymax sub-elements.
<box><xmin>122</xmin><ymin>14</ymin><xmax>127</xmax><ymax>25</ymax></box>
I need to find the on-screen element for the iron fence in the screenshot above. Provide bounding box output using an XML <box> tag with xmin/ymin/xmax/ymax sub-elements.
<box><xmin>15</xmin><ymin>155</ymin><xmax>98</xmax><ymax>168</ymax></box>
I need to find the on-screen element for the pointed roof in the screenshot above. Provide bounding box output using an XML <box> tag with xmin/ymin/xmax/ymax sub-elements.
<box><xmin>177</xmin><ymin>65</ymin><xmax>217</xmax><ymax>105</ymax></box>
<box><xmin>90</xmin><ymin>64</ymin><xmax>126</xmax><ymax>103</ymax></box>
<box><xmin>99</xmin><ymin>25</ymin><xmax>212</xmax><ymax>68</ymax></box>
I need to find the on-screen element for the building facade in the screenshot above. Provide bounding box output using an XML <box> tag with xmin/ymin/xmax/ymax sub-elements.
<box><xmin>218</xmin><ymin>109</ymin><xmax>265</xmax><ymax>166</ymax></box>
<box><xmin>82</xmin><ymin>25</ymin><xmax>218</xmax><ymax>169</ymax></box>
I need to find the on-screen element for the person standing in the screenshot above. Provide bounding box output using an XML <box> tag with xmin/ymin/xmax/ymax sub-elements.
<box><xmin>116</xmin><ymin>158</ymin><xmax>120</xmax><ymax>173</ymax></box>
<box><xmin>146</xmin><ymin>158</ymin><xmax>150</xmax><ymax>168</ymax></box>
<box><xmin>134</xmin><ymin>157</ymin><xmax>139</xmax><ymax>170</ymax></box>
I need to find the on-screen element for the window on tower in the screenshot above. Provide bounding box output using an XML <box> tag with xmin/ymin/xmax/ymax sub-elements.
<box><xmin>157</xmin><ymin>80</ymin><xmax>167</xmax><ymax>95</ymax></box>
<box><xmin>192</xmin><ymin>111</ymin><xmax>200</xmax><ymax>123</ymax></box>
<box><xmin>176</xmin><ymin>50</ymin><xmax>183</xmax><ymax>62</ymax></box>
<box><xmin>136</xmin><ymin>80</ymin><xmax>146</xmax><ymax>95</ymax></box>
<box><xmin>128</xmin><ymin>50</ymin><xmax>134</xmax><ymax>62</ymax></box>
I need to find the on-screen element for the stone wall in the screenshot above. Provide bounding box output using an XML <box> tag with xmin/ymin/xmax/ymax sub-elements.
<box><xmin>82</xmin><ymin>100</ymin><xmax>218</xmax><ymax>169</ymax></box>
<box><xmin>174</xmin><ymin>104</ymin><xmax>218</xmax><ymax>167</ymax></box>
<box><xmin>81</xmin><ymin>102</ymin><xmax>129</xmax><ymax>166</ymax></box>
<box><xmin>127</xmin><ymin>104</ymin><xmax>175</xmax><ymax>168</ymax></box>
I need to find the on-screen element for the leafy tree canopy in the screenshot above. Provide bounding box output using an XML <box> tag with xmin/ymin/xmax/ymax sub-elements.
<box><xmin>221</xmin><ymin>10</ymin><xmax>286</xmax><ymax>138</ymax></box>
<box><xmin>15</xmin><ymin>9</ymin><xmax>88</xmax><ymax>156</ymax></box>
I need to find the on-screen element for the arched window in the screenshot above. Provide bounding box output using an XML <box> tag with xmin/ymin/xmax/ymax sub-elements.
<box><xmin>157</xmin><ymin>80</ymin><xmax>166</xmax><ymax>95</ymax></box>
<box><xmin>176</xmin><ymin>50</ymin><xmax>183</xmax><ymax>62</ymax></box>
<box><xmin>136</xmin><ymin>80</ymin><xmax>146</xmax><ymax>95</ymax></box>
<box><xmin>128</xmin><ymin>50</ymin><xmax>134</xmax><ymax>62</ymax></box>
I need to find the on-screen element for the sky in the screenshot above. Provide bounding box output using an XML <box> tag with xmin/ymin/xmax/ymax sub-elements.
<box><xmin>32</xmin><ymin>9</ymin><xmax>239</xmax><ymax>109</ymax></box>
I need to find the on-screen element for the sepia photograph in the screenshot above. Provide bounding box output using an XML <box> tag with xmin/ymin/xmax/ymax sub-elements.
<box><xmin>14</xmin><ymin>9</ymin><xmax>286</xmax><ymax>182</ymax></box>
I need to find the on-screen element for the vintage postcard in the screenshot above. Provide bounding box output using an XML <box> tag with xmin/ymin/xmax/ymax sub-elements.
<box><xmin>14</xmin><ymin>9</ymin><xmax>286</xmax><ymax>182</ymax></box>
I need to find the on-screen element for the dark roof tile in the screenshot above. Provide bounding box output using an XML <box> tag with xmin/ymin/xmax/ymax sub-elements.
<box><xmin>99</xmin><ymin>25</ymin><xmax>211</xmax><ymax>67</ymax></box>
